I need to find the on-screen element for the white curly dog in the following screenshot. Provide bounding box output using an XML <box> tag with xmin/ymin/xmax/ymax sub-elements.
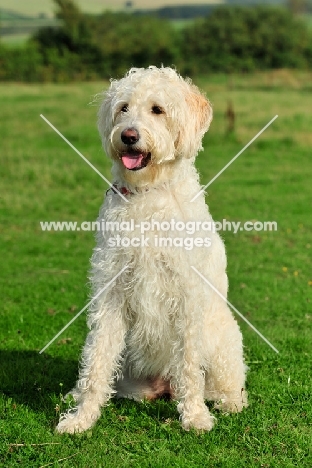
<box><xmin>56</xmin><ymin>66</ymin><xmax>247</xmax><ymax>434</ymax></box>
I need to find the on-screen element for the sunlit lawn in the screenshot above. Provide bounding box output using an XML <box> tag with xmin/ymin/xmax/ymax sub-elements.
<box><xmin>0</xmin><ymin>71</ymin><xmax>311</xmax><ymax>467</ymax></box>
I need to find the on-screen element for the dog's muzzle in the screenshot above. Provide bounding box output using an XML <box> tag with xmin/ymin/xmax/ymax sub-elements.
<box><xmin>119</xmin><ymin>127</ymin><xmax>151</xmax><ymax>171</ymax></box>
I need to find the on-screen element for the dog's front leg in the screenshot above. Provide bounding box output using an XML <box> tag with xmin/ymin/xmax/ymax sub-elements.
<box><xmin>173</xmin><ymin>314</ymin><xmax>215</xmax><ymax>432</ymax></box>
<box><xmin>56</xmin><ymin>310</ymin><xmax>126</xmax><ymax>434</ymax></box>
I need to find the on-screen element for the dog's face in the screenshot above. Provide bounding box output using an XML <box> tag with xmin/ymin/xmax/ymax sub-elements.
<box><xmin>98</xmin><ymin>67</ymin><xmax>212</xmax><ymax>187</ymax></box>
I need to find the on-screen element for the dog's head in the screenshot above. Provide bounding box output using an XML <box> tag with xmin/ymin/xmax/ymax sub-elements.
<box><xmin>98</xmin><ymin>66</ymin><xmax>212</xmax><ymax>188</ymax></box>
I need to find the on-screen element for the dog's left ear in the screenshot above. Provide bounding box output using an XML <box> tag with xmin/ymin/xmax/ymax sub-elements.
<box><xmin>177</xmin><ymin>85</ymin><xmax>212</xmax><ymax>159</ymax></box>
<box><xmin>185</xmin><ymin>89</ymin><xmax>212</xmax><ymax>137</ymax></box>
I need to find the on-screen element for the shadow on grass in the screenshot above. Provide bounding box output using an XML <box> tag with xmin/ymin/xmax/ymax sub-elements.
<box><xmin>112</xmin><ymin>395</ymin><xmax>179</xmax><ymax>423</ymax></box>
<box><xmin>0</xmin><ymin>350</ymin><xmax>78</xmax><ymax>411</ymax></box>
<box><xmin>0</xmin><ymin>350</ymin><xmax>179</xmax><ymax>424</ymax></box>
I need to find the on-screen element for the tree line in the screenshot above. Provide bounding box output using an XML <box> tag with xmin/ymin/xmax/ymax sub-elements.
<box><xmin>0</xmin><ymin>0</ymin><xmax>311</xmax><ymax>82</ymax></box>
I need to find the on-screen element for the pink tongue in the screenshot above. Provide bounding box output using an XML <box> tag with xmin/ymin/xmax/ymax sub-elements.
<box><xmin>121</xmin><ymin>154</ymin><xmax>144</xmax><ymax>169</ymax></box>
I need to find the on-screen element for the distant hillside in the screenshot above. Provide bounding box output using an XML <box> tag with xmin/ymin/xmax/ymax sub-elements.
<box><xmin>0</xmin><ymin>8</ymin><xmax>58</xmax><ymax>38</ymax></box>
<box><xmin>0</xmin><ymin>1</ymin><xmax>217</xmax><ymax>16</ymax></box>
<box><xmin>135</xmin><ymin>4</ymin><xmax>217</xmax><ymax>19</ymax></box>
<box><xmin>1</xmin><ymin>0</ymin><xmax>311</xmax><ymax>41</ymax></box>
<box><xmin>227</xmin><ymin>0</ymin><xmax>285</xmax><ymax>4</ymax></box>
<box><xmin>0</xmin><ymin>8</ymin><xmax>32</xmax><ymax>20</ymax></box>
<box><xmin>0</xmin><ymin>1</ymin><xmax>289</xmax><ymax>21</ymax></box>
<box><xmin>134</xmin><ymin>1</ymin><xmax>291</xmax><ymax>20</ymax></box>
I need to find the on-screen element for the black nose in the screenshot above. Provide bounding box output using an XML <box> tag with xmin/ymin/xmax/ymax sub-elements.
<box><xmin>121</xmin><ymin>128</ymin><xmax>139</xmax><ymax>145</ymax></box>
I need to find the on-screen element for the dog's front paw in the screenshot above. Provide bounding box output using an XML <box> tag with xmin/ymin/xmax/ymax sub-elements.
<box><xmin>180</xmin><ymin>405</ymin><xmax>215</xmax><ymax>432</ymax></box>
<box><xmin>56</xmin><ymin>409</ymin><xmax>98</xmax><ymax>434</ymax></box>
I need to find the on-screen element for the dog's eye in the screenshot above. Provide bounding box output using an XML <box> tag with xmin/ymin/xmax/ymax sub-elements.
<box><xmin>121</xmin><ymin>104</ymin><xmax>129</xmax><ymax>113</ymax></box>
<box><xmin>152</xmin><ymin>105</ymin><xmax>164</xmax><ymax>115</ymax></box>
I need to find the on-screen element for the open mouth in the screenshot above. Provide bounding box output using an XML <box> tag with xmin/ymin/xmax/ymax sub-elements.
<box><xmin>121</xmin><ymin>151</ymin><xmax>151</xmax><ymax>171</ymax></box>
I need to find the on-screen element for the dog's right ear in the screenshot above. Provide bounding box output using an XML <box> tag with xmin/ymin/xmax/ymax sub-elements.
<box><xmin>97</xmin><ymin>81</ymin><xmax>119</xmax><ymax>155</ymax></box>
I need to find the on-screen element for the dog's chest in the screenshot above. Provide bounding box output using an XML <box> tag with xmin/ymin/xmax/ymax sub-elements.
<box><xmin>101</xmin><ymin>187</ymin><xmax>208</xmax><ymax>253</ymax></box>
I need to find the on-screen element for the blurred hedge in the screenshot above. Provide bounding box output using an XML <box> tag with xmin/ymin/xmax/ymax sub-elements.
<box><xmin>0</xmin><ymin>2</ymin><xmax>311</xmax><ymax>82</ymax></box>
<box><xmin>182</xmin><ymin>6</ymin><xmax>312</xmax><ymax>73</ymax></box>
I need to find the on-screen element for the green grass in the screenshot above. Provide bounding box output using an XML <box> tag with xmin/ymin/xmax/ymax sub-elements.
<box><xmin>0</xmin><ymin>33</ymin><xmax>31</xmax><ymax>45</ymax></box>
<box><xmin>0</xmin><ymin>71</ymin><xmax>311</xmax><ymax>467</ymax></box>
<box><xmin>301</xmin><ymin>13</ymin><xmax>312</xmax><ymax>29</ymax></box>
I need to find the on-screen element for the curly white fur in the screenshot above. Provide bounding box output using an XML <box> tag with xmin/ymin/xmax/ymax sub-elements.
<box><xmin>56</xmin><ymin>66</ymin><xmax>247</xmax><ymax>434</ymax></box>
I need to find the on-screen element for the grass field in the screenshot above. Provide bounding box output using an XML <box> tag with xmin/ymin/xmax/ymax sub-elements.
<box><xmin>0</xmin><ymin>70</ymin><xmax>311</xmax><ymax>467</ymax></box>
<box><xmin>0</xmin><ymin>33</ymin><xmax>32</xmax><ymax>45</ymax></box>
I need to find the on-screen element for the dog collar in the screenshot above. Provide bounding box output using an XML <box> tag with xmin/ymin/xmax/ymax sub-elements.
<box><xmin>107</xmin><ymin>183</ymin><xmax>133</xmax><ymax>196</ymax></box>
<box><xmin>106</xmin><ymin>183</ymin><xmax>152</xmax><ymax>197</ymax></box>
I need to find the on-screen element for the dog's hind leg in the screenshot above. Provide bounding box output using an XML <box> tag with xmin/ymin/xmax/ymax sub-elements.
<box><xmin>56</xmin><ymin>311</ymin><xmax>126</xmax><ymax>434</ymax></box>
